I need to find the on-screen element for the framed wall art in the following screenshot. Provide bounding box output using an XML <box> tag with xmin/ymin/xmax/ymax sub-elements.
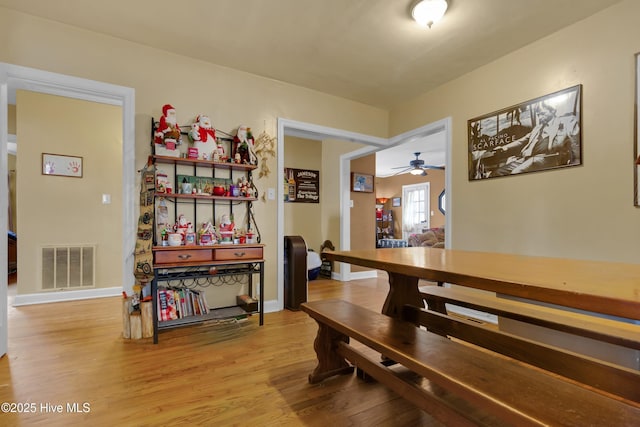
<box><xmin>392</xmin><ymin>197</ymin><xmax>401</xmax><ymax>207</ymax></box>
<box><xmin>42</xmin><ymin>153</ymin><xmax>83</xmax><ymax>178</ymax></box>
<box><xmin>468</xmin><ymin>85</ymin><xmax>582</xmax><ymax>180</ymax></box>
<box><xmin>284</xmin><ymin>168</ymin><xmax>320</xmax><ymax>203</ymax></box>
<box><xmin>351</xmin><ymin>172</ymin><xmax>374</xmax><ymax>193</ymax></box>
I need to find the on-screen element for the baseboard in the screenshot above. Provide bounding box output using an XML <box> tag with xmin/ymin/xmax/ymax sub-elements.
<box><xmin>347</xmin><ymin>270</ymin><xmax>379</xmax><ymax>281</ymax></box>
<box><xmin>13</xmin><ymin>287</ymin><xmax>123</xmax><ymax>306</ymax></box>
<box><xmin>263</xmin><ymin>299</ymin><xmax>280</xmax><ymax>313</ymax></box>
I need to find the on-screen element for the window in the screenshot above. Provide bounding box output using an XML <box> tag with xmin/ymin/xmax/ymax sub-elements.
<box><xmin>402</xmin><ymin>183</ymin><xmax>430</xmax><ymax>240</ymax></box>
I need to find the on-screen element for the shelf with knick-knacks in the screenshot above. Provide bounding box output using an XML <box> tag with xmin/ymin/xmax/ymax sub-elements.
<box><xmin>148</xmin><ymin>107</ymin><xmax>264</xmax><ymax>343</ymax></box>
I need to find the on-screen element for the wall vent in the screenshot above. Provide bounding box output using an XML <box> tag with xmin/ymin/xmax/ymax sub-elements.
<box><xmin>41</xmin><ymin>245</ymin><xmax>95</xmax><ymax>290</ymax></box>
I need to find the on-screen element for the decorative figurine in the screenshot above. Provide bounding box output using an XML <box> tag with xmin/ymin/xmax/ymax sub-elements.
<box><xmin>216</xmin><ymin>141</ymin><xmax>226</xmax><ymax>162</ymax></box>
<box><xmin>188</xmin><ymin>114</ymin><xmax>217</xmax><ymax>160</ymax></box>
<box><xmin>174</xmin><ymin>213</ymin><xmax>191</xmax><ymax>242</ymax></box>
<box><xmin>156</xmin><ymin>170</ymin><xmax>169</xmax><ymax>193</ymax></box>
<box><xmin>218</xmin><ymin>214</ymin><xmax>234</xmax><ymax>244</ymax></box>
<box><xmin>198</xmin><ymin>221</ymin><xmax>216</xmax><ymax>245</ymax></box>
<box><xmin>233</xmin><ymin>125</ymin><xmax>257</xmax><ymax>165</ymax></box>
<box><xmin>154</xmin><ymin>104</ymin><xmax>181</xmax><ymax>151</ymax></box>
<box><xmin>218</xmin><ymin>213</ymin><xmax>234</xmax><ymax>232</ymax></box>
<box><xmin>238</xmin><ymin>176</ymin><xmax>249</xmax><ymax>197</ymax></box>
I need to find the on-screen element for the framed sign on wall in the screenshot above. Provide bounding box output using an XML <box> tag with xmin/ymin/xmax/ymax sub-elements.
<box><xmin>284</xmin><ymin>168</ymin><xmax>320</xmax><ymax>203</ymax></box>
<box><xmin>468</xmin><ymin>85</ymin><xmax>582</xmax><ymax>181</ymax></box>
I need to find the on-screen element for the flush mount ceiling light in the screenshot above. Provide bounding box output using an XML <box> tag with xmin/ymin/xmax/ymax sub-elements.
<box><xmin>411</xmin><ymin>0</ymin><xmax>448</xmax><ymax>28</ymax></box>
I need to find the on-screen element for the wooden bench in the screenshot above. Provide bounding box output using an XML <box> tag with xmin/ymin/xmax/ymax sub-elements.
<box><xmin>420</xmin><ymin>285</ymin><xmax>640</xmax><ymax>351</ymax></box>
<box><xmin>301</xmin><ymin>299</ymin><xmax>640</xmax><ymax>427</ymax></box>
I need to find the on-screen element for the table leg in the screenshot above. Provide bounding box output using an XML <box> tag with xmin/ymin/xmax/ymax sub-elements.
<box><xmin>382</xmin><ymin>272</ymin><xmax>424</xmax><ymax>318</ymax></box>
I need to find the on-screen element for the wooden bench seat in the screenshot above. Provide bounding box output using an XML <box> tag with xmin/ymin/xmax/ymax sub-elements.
<box><xmin>420</xmin><ymin>285</ymin><xmax>640</xmax><ymax>351</ymax></box>
<box><xmin>301</xmin><ymin>299</ymin><xmax>640</xmax><ymax>427</ymax></box>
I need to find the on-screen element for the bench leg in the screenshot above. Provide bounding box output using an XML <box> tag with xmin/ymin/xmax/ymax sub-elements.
<box><xmin>424</xmin><ymin>295</ymin><xmax>448</xmax><ymax>315</ymax></box>
<box><xmin>308</xmin><ymin>322</ymin><xmax>355</xmax><ymax>384</ymax></box>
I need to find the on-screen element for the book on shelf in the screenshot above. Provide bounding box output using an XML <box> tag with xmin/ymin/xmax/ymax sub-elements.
<box><xmin>157</xmin><ymin>286</ymin><xmax>210</xmax><ymax>321</ymax></box>
<box><xmin>157</xmin><ymin>289</ymin><xmax>177</xmax><ymax>321</ymax></box>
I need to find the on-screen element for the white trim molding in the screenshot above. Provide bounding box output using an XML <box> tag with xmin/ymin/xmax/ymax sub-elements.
<box><xmin>1</xmin><ymin>63</ymin><xmax>136</xmax><ymax>301</ymax></box>
<box><xmin>13</xmin><ymin>287</ymin><xmax>123</xmax><ymax>306</ymax></box>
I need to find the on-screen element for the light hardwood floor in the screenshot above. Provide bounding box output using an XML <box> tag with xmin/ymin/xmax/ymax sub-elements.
<box><xmin>1</xmin><ymin>274</ymin><xmax>446</xmax><ymax>427</ymax></box>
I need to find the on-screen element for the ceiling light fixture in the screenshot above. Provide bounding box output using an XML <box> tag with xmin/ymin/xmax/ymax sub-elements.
<box><xmin>411</xmin><ymin>0</ymin><xmax>448</xmax><ymax>28</ymax></box>
<box><xmin>410</xmin><ymin>167</ymin><xmax>426</xmax><ymax>176</ymax></box>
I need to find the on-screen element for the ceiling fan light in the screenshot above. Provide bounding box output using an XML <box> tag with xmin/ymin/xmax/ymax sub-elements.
<box><xmin>412</xmin><ymin>0</ymin><xmax>448</xmax><ymax>28</ymax></box>
<box><xmin>410</xmin><ymin>167</ymin><xmax>425</xmax><ymax>175</ymax></box>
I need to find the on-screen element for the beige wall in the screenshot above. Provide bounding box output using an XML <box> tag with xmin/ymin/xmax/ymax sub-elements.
<box><xmin>16</xmin><ymin>90</ymin><xmax>122</xmax><ymax>293</ymax></box>
<box><xmin>283</xmin><ymin>136</ymin><xmax>322</xmax><ymax>251</ymax></box>
<box><xmin>284</xmin><ymin>136</ymin><xmax>369</xmax><ymax>255</ymax></box>
<box><xmin>390</xmin><ymin>0</ymin><xmax>640</xmax><ymax>264</ymax></box>
<box><xmin>350</xmin><ymin>154</ymin><xmax>376</xmax><ymax>272</ymax></box>
<box><xmin>321</xmin><ymin>138</ymin><xmax>367</xmax><ymax>258</ymax></box>
<box><xmin>0</xmin><ymin>7</ymin><xmax>388</xmax><ymax>301</ymax></box>
<box><xmin>8</xmin><ymin>104</ymin><xmax>16</xmax><ymax>134</ymax></box>
<box><xmin>375</xmin><ymin>169</ymin><xmax>445</xmax><ymax>238</ymax></box>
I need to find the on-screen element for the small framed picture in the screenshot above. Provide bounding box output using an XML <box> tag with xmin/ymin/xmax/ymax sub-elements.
<box><xmin>392</xmin><ymin>197</ymin><xmax>401</xmax><ymax>207</ymax></box>
<box><xmin>351</xmin><ymin>172</ymin><xmax>374</xmax><ymax>193</ymax></box>
<box><xmin>42</xmin><ymin>153</ymin><xmax>83</xmax><ymax>178</ymax></box>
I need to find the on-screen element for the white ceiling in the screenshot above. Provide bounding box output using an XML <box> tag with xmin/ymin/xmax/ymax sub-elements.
<box><xmin>0</xmin><ymin>0</ymin><xmax>620</xmax><ymax>175</ymax></box>
<box><xmin>376</xmin><ymin>132</ymin><xmax>446</xmax><ymax>177</ymax></box>
<box><xmin>0</xmin><ymin>0</ymin><xmax>620</xmax><ymax>110</ymax></box>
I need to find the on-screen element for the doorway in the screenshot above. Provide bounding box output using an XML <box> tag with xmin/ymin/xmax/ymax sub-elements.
<box><xmin>277</xmin><ymin>117</ymin><xmax>451</xmax><ymax>308</ymax></box>
<box><xmin>0</xmin><ymin>63</ymin><xmax>135</xmax><ymax>357</ymax></box>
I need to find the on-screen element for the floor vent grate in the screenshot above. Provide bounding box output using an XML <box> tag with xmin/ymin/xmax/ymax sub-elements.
<box><xmin>41</xmin><ymin>245</ymin><xmax>95</xmax><ymax>290</ymax></box>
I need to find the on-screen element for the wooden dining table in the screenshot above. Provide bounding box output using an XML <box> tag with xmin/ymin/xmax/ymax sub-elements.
<box><xmin>324</xmin><ymin>247</ymin><xmax>640</xmax><ymax>322</ymax></box>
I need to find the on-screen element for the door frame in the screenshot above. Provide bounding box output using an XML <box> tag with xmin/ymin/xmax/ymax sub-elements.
<box><xmin>0</xmin><ymin>63</ymin><xmax>136</xmax><ymax>356</ymax></box>
<box><xmin>276</xmin><ymin>116</ymin><xmax>451</xmax><ymax>309</ymax></box>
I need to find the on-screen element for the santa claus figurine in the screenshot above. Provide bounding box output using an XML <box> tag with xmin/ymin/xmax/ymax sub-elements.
<box><xmin>154</xmin><ymin>104</ymin><xmax>181</xmax><ymax>150</ymax></box>
<box><xmin>188</xmin><ymin>114</ymin><xmax>218</xmax><ymax>160</ymax></box>
<box><xmin>233</xmin><ymin>125</ymin><xmax>257</xmax><ymax>165</ymax></box>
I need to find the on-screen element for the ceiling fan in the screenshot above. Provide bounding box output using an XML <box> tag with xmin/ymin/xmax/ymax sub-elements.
<box><xmin>392</xmin><ymin>152</ymin><xmax>445</xmax><ymax>176</ymax></box>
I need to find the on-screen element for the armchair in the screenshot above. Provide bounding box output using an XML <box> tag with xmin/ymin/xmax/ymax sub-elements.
<box><xmin>408</xmin><ymin>227</ymin><xmax>445</xmax><ymax>248</ymax></box>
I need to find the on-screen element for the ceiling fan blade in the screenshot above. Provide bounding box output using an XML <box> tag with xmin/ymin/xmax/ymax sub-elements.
<box><xmin>423</xmin><ymin>165</ymin><xmax>445</xmax><ymax>170</ymax></box>
<box><xmin>391</xmin><ymin>165</ymin><xmax>411</xmax><ymax>169</ymax></box>
<box><xmin>393</xmin><ymin>167</ymin><xmax>412</xmax><ymax>176</ymax></box>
